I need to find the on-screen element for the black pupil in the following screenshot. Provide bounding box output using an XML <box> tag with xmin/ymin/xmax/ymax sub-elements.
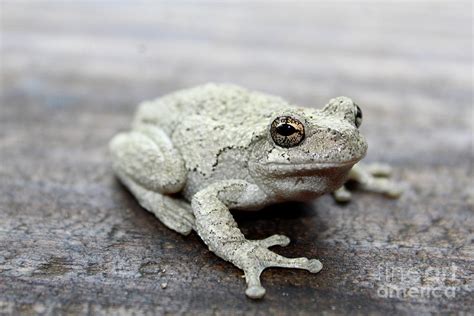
<box><xmin>276</xmin><ymin>124</ymin><xmax>296</xmax><ymax>136</ymax></box>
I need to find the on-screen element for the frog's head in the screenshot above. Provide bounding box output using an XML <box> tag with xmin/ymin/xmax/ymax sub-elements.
<box><xmin>249</xmin><ymin>97</ymin><xmax>368</xmax><ymax>201</ymax></box>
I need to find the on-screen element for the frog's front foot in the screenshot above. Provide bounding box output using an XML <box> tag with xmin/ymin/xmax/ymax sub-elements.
<box><xmin>240</xmin><ymin>235</ymin><xmax>322</xmax><ymax>299</ymax></box>
<box><xmin>192</xmin><ymin>180</ymin><xmax>323</xmax><ymax>299</ymax></box>
<box><xmin>333</xmin><ymin>162</ymin><xmax>403</xmax><ymax>202</ymax></box>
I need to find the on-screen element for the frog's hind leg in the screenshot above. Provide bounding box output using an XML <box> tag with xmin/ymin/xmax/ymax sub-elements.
<box><xmin>118</xmin><ymin>174</ymin><xmax>194</xmax><ymax>235</ymax></box>
<box><xmin>109</xmin><ymin>126</ymin><xmax>194</xmax><ymax>235</ymax></box>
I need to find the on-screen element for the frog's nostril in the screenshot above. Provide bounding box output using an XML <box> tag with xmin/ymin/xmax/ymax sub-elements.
<box><xmin>354</xmin><ymin>104</ymin><xmax>363</xmax><ymax>128</ymax></box>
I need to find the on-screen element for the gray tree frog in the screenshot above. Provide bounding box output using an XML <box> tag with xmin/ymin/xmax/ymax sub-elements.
<box><xmin>109</xmin><ymin>83</ymin><xmax>402</xmax><ymax>299</ymax></box>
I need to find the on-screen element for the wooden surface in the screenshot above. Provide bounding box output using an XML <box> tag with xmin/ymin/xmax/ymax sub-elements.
<box><xmin>0</xmin><ymin>2</ymin><xmax>472</xmax><ymax>315</ymax></box>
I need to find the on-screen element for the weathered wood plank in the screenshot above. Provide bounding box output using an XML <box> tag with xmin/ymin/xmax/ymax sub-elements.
<box><xmin>0</xmin><ymin>1</ymin><xmax>472</xmax><ymax>315</ymax></box>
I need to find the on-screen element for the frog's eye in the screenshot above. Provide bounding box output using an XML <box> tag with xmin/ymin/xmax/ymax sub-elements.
<box><xmin>354</xmin><ymin>104</ymin><xmax>362</xmax><ymax>128</ymax></box>
<box><xmin>270</xmin><ymin>116</ymin><xmax>305</xmax><ymax>148</ymax></box>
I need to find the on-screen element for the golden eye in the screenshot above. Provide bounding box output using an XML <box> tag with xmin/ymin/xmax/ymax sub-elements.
<box><xmin>270</xmin><ymin>116</ymin><xmax>305</xmax><ymax>148</ymax></box>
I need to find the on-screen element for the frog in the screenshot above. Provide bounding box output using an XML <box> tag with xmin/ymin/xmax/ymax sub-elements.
<box><xmin>109</xmin><ymin>83</ymin><xmax>402</xmax><ymax>299</ymax></box>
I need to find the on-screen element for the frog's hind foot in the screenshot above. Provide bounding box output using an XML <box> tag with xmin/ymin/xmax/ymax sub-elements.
<box><xmin>358</xmin><ymin>176</ymin><xmax>404</xmax><ymax>198</ymax></box>
<box><xmin>333</xmin><ymin>162</ymin><xmax>403</xmax><ymax>202</ymax></box>
<box><xmin>242</xmin><ymin>236</ymin><xmax>322</xmax><ymax>299</ymax></box>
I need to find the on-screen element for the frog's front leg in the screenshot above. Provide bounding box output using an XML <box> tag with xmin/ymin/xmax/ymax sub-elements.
<box><xmin>333</xmin><ymin>162</ymin><xmax>403</xmax><ymax>202</ymax></box>
<box><xmin>192</xmin><ymin>180</ymin><xmax>322</xmax><ymax>299</ymax></box>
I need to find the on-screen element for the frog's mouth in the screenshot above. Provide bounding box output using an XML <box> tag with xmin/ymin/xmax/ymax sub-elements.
<box><xmin>259</xmin><ymin>158</ymin><xmax>359</xmax><ymax>175</ymax></box>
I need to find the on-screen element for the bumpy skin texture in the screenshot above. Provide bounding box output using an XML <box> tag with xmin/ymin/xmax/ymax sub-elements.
<box><xmin>109</xmin><ymin>83</ymin><xmax>402</xmax><ymax>299</ymax></box>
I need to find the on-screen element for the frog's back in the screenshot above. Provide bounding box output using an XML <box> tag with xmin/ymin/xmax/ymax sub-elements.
<box><xmin>132</xmin><ymin>83</ymin><xmax>290</xmax><ymax>134</ymax></box>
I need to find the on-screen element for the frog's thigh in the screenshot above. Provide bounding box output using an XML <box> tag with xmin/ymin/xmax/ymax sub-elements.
<box><xmin>109</xmin><ymin>126</ymin><xmax>186</xmax><ymax>194</ymax></box>
<box><xmin>109</xmin><ymin>126</ymin><xmax>194</xmax><ymax>235</ymax></box>
<box><xmin>119</xmin><ymin>174</ymin><xmax>194</xmax><ymax>235</ymax></box>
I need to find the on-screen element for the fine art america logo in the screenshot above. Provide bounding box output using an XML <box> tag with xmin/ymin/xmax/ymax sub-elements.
<box><xmin>375</xmin><ymin>263</ymin><xmax>469</xmax><ymax>300</ymax></box>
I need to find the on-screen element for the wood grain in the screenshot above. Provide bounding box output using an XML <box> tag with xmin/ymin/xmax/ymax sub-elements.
<box><xmin>0</xmin><ymin>1</ymin><xmax>472</xmax><ymax>315</ymax></box>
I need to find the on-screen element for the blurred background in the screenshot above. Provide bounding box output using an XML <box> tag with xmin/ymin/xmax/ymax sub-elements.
<box><xmin>1</xmin><ymin>1</ymin><xmax>472</xmax><ymax>315</ymax></box>
<box><xmin>2</xmin><ymin>1</ymin><xmax>471</xmax><ymax>165</ymax></box>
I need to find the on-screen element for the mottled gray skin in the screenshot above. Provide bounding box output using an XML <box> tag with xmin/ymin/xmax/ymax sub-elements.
<box><xmin>109</xmin><ymin>83</ymin><xmax>402</xmax><ymax>299</ymax></box>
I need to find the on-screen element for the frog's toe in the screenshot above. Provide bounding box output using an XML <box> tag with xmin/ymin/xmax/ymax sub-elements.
<box><xmin>333</xmin><ymin>186</ymin><xmax>352</xmax><ymax>203</ymax></box>
<box><xmin>307</xmin><ymin>259</ymin><xmax>323</xmax><ymax>273</ymax></box>
<box><xmin>363</xmin><ymin>178</ymin><xmax>404</xmax><ymax>198</ymax></box>
<box><xmin>245</xmin><ymin>285</ymin><xmax>266</xmax><ymax>299</ymax></box>
<box><xmin>384</xmin><ymin>183</ymin><xmax>404</xmax><ymax>198</ymax></box>
<box><xmin>265</xmin><ymin>255</ymin><xmax>323</xmax><ymax>274</ymax></box>
<box><xmin>259</xmin><ymin>234</ymin><xmax>291</xmax><ymax>248</ymax></box>
<box><xmin>365</xmin><ymin>163</ymin><xmax>393</xmax><ymax>177</ymax></box>
<box><xmin>243</xmin><ymin>265</ymin><xmax>266</xmax><ymax>299</ymax></box>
